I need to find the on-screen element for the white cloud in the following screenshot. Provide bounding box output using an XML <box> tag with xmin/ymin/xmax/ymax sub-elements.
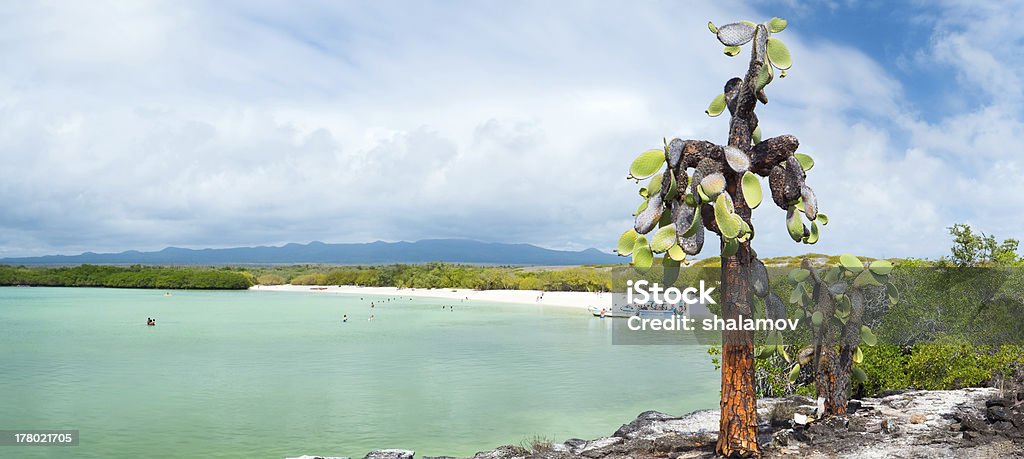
<box><xmin>921</xmin><ymin>0</ymin><xmax>1024</xmax><ymax>104</ymax></box>
<box><xmin>0</xmin><ymin>0</ymin><xmax>1021</xmax><ymax>261</ymax></box>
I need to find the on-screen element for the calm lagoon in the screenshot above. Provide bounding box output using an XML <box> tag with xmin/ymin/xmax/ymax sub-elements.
<box><xmin>0</xmin><ymin>287</ymin><xmax>719</xmax><ymax>458</ymax></box>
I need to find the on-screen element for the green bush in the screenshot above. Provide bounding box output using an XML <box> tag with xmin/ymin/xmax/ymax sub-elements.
<box><xmin>755</xmin><ymin>352</ymin><xmax>793</xmax><ymax>398</ymax></box>
<box><xmin>858</xmin><ymin>344</ymin><xmax>910</xmax><ymax>395</ymax></box>
<box><xmin>0</xmin><ymin>265</ymin><xmax>253</xmax><ymax>290</ymax></box>
<box><xmin>757</xmin><ymin>340</ymin><xmax>1024</xmax><ymax>398</ymax></box>
<box><xmin>854</xmin><ymin>341</ymin><xmax>1024</xmax><ymax>395</ymax></box>
<box><xmin>906</xmin><ymin>339</ymin><xmax>1022</xmax><ymax>390</ymax></box>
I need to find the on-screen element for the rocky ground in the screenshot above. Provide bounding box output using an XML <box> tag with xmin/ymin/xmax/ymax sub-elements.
<box><xmin>292</xmin><ymin>387</ymin><xmax>1024</xmax><ymax>459</ymax></box>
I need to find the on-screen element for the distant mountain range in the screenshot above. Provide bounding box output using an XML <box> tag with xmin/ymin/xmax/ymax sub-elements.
<box><xmin>0</xmin><ymin>239</ymin><xmax>623</xmax><ymax>266</ymax></box>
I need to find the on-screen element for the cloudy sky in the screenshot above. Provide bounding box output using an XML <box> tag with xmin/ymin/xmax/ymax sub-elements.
<box><xmin>1</xmin><ymin>0</ymin><xmax>1021</xmax><ymax>259</ymax></box>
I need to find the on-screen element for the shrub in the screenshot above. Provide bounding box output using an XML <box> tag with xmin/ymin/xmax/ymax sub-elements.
<box><xmin>907</xmin><ymin>339</ymin><xmax>1023</xmax><ymax>390</ymax></box>
<box><xmin>857</xmin><ymin>344</ymin><xmax>910</xmax><ymax>395</ymax></box>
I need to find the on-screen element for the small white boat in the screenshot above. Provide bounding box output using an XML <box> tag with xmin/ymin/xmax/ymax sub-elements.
<box><xmin>588</xmin><ymin>306</ymin><xmax>633</xmax><ymax>318</ymax></box>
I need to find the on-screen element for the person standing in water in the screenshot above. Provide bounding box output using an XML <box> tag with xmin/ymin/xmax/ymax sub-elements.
<box><xmin>342</xmin><ymin>314</ymin><xmax>348</xmax><ymax>323</ymax></box>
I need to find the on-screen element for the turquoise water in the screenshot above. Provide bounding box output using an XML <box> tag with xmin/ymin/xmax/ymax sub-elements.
<box><xmin>0</xmin><ymin>287</ymin><xmax>720</xmax><ymax>458</ymax></box>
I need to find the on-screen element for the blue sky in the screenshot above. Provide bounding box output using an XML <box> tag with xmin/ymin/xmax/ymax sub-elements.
<box><xmin>1</xmin><ymin>0</ymin><xmax>1022</xmax><ymax>259</ymax></box>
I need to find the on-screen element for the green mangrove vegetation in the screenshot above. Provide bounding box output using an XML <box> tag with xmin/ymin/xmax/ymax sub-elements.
<box><xmin>252</xmin><ymin>263</ymin><xmax>614</xmax><ymax>291</ymax></box>
<box><xmin>0</xmin><ymin>264</ymin><xmax>254</xmax><ymax>290</ymax></box>
<box><xmin>0</xmin><ymin>263</ymin><xmax>616</xmax><ymax>292</ymax></box>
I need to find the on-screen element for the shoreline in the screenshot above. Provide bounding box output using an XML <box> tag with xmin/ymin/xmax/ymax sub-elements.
<box><xmin>250</xmin><ymin>284</ymin><xmax>612</xmax><ymax>310</ymax></box>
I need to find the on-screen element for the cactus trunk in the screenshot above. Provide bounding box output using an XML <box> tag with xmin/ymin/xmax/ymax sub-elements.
<box><xmin>715</xmin><ymin>27</ymin><xmax>765</xmax><ymax>458</ymax></box>
<box><xmin>812</xmin><ymin>288</ymin><xmax>842</xmax><ymax>415</ymax></box>
<box><xmin>717</xmin><ymin>233</ymin><xmax>760</xmax><ymax>457</ymax></box>
<box><xmin>834</xmin><ymin>289</ymin><xmax>867</xmax><ymax>415</ymax></box>
<box><xmin>807</xmin><ymin>264</ymin><xmax>845</xmax><ymax>416</ymax></box>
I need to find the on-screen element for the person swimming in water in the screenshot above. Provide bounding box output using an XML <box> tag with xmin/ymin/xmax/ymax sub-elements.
<box><xmin>343</xmin><ymin>314</ymin><xmax>348</xmax><ymax>323</ymax></box>
<box><xmin>146</xmin><ymin>317</ymin><xmax>155</xmax><ymax>326</ymax></box>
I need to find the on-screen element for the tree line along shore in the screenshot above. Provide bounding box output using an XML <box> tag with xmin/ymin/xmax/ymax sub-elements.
<box><xmin>0</xmin><ymin>253</ymin><xmax>883</xmax><ymax>292</ymax></box>
<box><xmin>0</xmin><ymin>262</ymin><xmax>616</xmax><ymax>291</ymax></box>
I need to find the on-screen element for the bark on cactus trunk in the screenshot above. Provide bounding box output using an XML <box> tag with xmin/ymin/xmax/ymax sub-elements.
<box><xmin>717</xmin><ymin>241</ymin><xmax>760</xmax><ymax>456</ymax></box>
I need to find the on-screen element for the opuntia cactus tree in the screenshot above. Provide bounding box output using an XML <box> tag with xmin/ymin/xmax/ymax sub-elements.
<box><xmin>615</xmin><ymin>17</ymin><xmax>824</xmax><ymax>457</ymax></box>
<box><xmin>784</xmin><ymin>256</ymin><xmax>898</xmax><ymax>416</ymax></box>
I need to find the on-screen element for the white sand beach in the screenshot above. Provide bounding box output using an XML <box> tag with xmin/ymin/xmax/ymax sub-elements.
<box><xmin>250</xmin><ymin>284</ymin><xmax>611</xmax><ymax>311</ymax></box>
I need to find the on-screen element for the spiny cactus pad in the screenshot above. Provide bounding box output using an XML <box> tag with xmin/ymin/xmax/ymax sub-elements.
<box><xmin>725</xmin><ymin>145</ymin><xmax>751</xmax><ymax>173</ymax></box>
<box><xmin>716</xmin><ymin>22</ymin><xmax>756</xmax><ymax>46</ymax></box>
<box><xmin>634</xmin><ymin>192</ymin><xmax>664</xmax><ymax>234</ymax></box>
